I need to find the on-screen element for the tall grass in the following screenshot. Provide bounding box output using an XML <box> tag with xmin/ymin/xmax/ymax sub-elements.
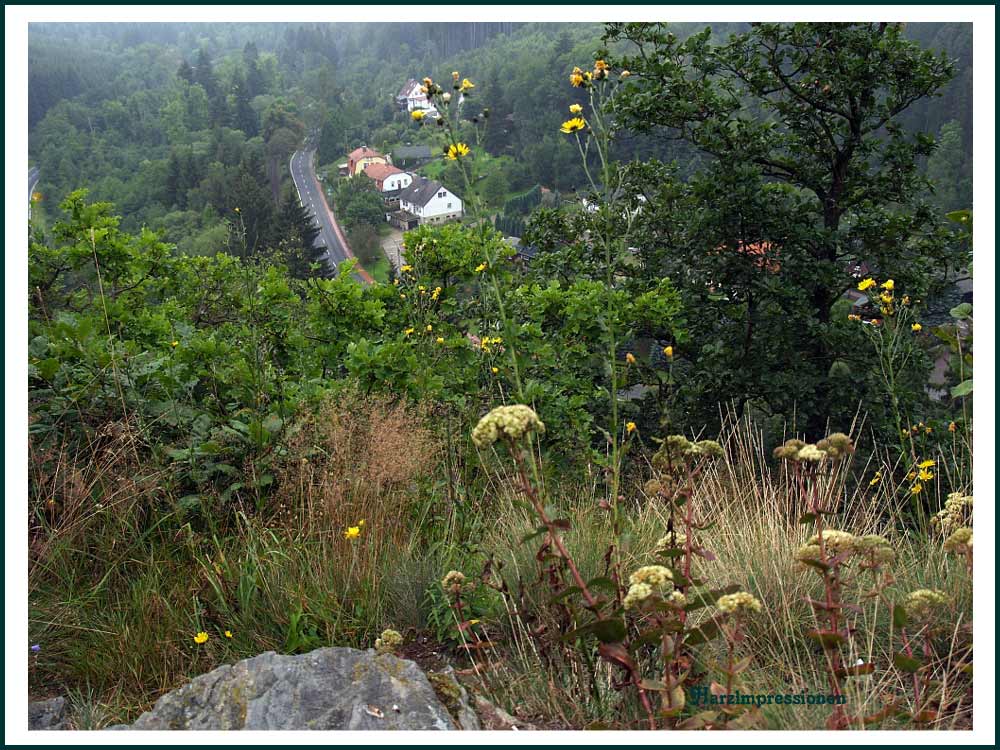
<box><xmin>28</xmin><ymin>393</ymin><xmax>971</xmax><ymax>730</ymax></box>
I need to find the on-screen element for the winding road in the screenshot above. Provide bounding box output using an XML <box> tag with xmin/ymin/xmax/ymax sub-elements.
<box><xmin>29</xmin><ymin>166</ymin><xmax>39</xmax><ymax>219</ymax></box>
<box><xmin>289</xmin><ymin>148</ymin><xmax>373</xmax><ymax>284</ymax></box>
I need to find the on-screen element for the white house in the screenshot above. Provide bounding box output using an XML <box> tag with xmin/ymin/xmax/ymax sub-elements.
<box><xmin>363</xmin><ymin>163</ymin><xmax>414</xmax><ymax>207</ymax></box>
<box><xmin>397</xmin><ymin>79</ymin><xmax>431</xmax><ymax>113</ymax></box>
<box><xmin>392</xmin><ymin>176</ymin><xmax>463</xmax><ymax>229</ymax></box>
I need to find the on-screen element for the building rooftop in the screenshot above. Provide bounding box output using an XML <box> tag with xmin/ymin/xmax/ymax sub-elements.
<box><xmin>363</xmin><ymin>163</ymin><xmax>406</xmax><ymax>182</ymax></box>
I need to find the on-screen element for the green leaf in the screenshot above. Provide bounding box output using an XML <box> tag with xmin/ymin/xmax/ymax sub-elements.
<box><xmin>685</xmin><ymin>618</ymin><xmax>721</xmax><ymax>646</ymax></box>
<box><xmin>951</xmin><ymin>379</ymin><xmax>973</xmax><ymax>398</ymax></box>
<box><xmin>520</xmin><ymin>525</ymin><xmax>548</xmax><ymax>544</ymax></box>
<box><xmin>805</xmin><ymin>629</ymin><xmax>846</xmax><ymax>648</ymax></box>
<box><xmin>892</xmin><ymin>604</ymin><xmax>908</xmax><ymax>628</ymax></box>
<box><xmin>563</xmin><ymin>618</ymin><xmax>626</xmax><ymax>644</ymax></box>
<box><xmin>798</xmin><ymin>512</ymin><xmax>816</xmax><ymax>524</ymax></box>
<box><xmin>893</xmin><ymin>652</ymin><xmax>924</xmax><ymax>673</ymax></box>
<box><xmin>949</xmin><ymin>302</ymin><xmax>973</xmax><ymax>320</ymax></box>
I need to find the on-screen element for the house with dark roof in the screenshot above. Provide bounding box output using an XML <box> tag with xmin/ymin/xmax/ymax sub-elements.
<box><xmin>392</xmin><ymin>145</ymin><xmax>434</xmax><ymax>168</ymax></box>
<box><xmin>389</xmin><ymin>176</ymin><xmax>463</xmax><ymax>229</ymax></box>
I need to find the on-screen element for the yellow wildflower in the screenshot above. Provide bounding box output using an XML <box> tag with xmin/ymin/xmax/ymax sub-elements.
<box><xmin>431</xmin><ymin>286</ymin><xmax>442</xmax><ymax>300</ymax></box>
<box><xmin>446</xmin><ymin>142</ymin><xmax>470</xmax><ymax>160</ymax></box>
<box><xmin>404</xmin><ymin>327</ymin><xmax>414</xmax><ymax>336</ymax></box>
<box><xmin>869</xmin><ymin>472</ymin><xmax>881</xmax><ymax>487</ymax></box>
<box><xmin>620</xmin><ymin>70</ymin><xmax>631</xmax><ymax>78</ymax></box>
<box><xmin>881</xmin><ymin>279</ymin><xmax>894</xmax><ymax>291</ymax></box>
<box><xmin>491</xmin><ymin>367</ymin><xmax>499</xmax><ymax>374</ymax></box>
<box><xmin>911</xmin><ymin>322</ymin><xmax>922</xmax><ymax>332</ymax></box>
<box><xmin>626</xmin><ymin>352</ymin><xmax>637</xmax><ymax>365</ymax></box>
<box><xmin>594</xmin><ymin>59</ymin><xmax>610</xmax><ymax>72</ymax></box>
<box><xmin>411</xmin><ymin>110</ymin><xmax>425</xmax><ymax>122</ymax></box>
<box><xmin>918</xmin><ymin>459</ymin><xmax>935</xmax><ymax>468</ymax></box>
<box><xmin>171</xmin><ymin>340</ymin><xmax>179</xmax><ymax>347</ymax></box>
<box><xmin>426</xmin><ymin>324</ymin><xmax>433</xmax><ymax>332</ymax></box>
<box><xmin>474</xmin><ymin>262</ymin><xmax>487</xmax><ymax>273</ymax></box>
<box><xmin>436</xmin><ymin>337</ymin><xmax>445</xmax><ymax>344</ymax></box>
<box><xmin>559</xmin><ymin>116</ymin><xmax>587</xmax><ymax>134</ymax></box>
<box><xmin>194</xmin><ymin>631</ymin><xmax>209</xmax><ymax>644</ymax></box>
<box><xmin>460</xmin><ymin>78</ymin><xmax>475</xmax><ymax>92</ymax></box>
<box><xmin>948</xmin><ymin>421</ymin><xmax>957</xmax><ymax>432</ymax></box>
<box><xmin>626</xmin><ymin>422</ymin><xmax>636</xmax><ymax>434</ymax></box>
<box><xmin>910</xmin><ymin>483</ymin><xmax>923</xmax><ymax>495</ymax></box>
<box><xmin>452</xmin><ymin>71</ymin><xmax>460</xmax><ymax>81</ymax></box>
<box><xmin>879</xmin><ymin>291</ymin><xmax>893</xmax><ymax>305</ymax></box>
<box><xmin>918</xmin><ymin>468</ymin><xmax>934</xmax><ymax>482</ymax></box>
<box><xmin>344</xmin><ymin>526</ymin><xmax>361</xmax><ymax>540</ymax></box>
<box><xmin>569</xmin><ymin>103</ymin><xmax>583</xmax><ymax>114</ymax></box>
<box><xmin>224</xmin><ymin>630</ymin><xmax>233</xmax><ymax>639</ymax></box>
<box><xmin>848</xmin><ymin>314</ymin><xmax>861</xmax><ymax>321</ymax></box>
<box><xmin>664</xmin><ymin>345</ymin><xmax>674</xmax><ymax>358</ymax></box>
<box><xmin>234</xmin><ymin>207</ymin><xmax>240</xmax><ymax>213</ymax></box>
<box><xmin>400</xmin><ymin>264</ymin><xmax>413</xmax><ymax>272</ymax></box>
<box><xmin>857</xmin><ymin>278</ymin><xmax>876</xmax><ymax>291</ymax></box>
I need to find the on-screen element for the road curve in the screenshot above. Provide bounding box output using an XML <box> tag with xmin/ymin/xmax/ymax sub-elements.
<box><xmin>289</xmin><ymin>149</ymin><xmax>373</xmax><ymax>285</ymax></box>
<box><xmin>29</xmin><ymin>166</ymin><xmax>40</xmax><ymax>219</ymax></box>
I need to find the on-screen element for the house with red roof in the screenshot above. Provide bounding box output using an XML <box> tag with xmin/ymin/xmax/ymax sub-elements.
<box><xmin>363</xmin><ymin>163</ymin><xmax>413</xmax><ymax>196</ymax></box>
<box><xmin>346</xmin><ymin>146</ymin><xmax>389</xmax><ymax>176</ymax></box>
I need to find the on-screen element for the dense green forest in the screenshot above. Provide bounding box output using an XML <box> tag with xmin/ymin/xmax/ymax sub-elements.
<box><xmin>27</xmin><ymin>22</ymin><xmax>976</xmax><ymax>732</ymax></box>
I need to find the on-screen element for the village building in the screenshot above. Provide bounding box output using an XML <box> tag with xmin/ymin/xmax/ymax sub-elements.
<box><xmin>389</xmin><ymin>176</ymin><xmax>463</xmax><ymax>230</ymax></box>
<box><xmin>346</xmin><ymin>146</ymin><xmax>389</xmax><ymax>176</ymax></box>
<box><xmin>362</xmin><ymin>163</ymin><xmax>414</xmax><ymax>209</ymax></box>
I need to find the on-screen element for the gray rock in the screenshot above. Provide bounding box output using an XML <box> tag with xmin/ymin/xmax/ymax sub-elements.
<box><xmin>28</xmin><ymin>697</ymin><xmax>68</xmax><ymax>730</ymax></box>
<box><xmin>122</xmin><ymin>647</ymin><xmax>477</xmax><ymax>730</ymax></box>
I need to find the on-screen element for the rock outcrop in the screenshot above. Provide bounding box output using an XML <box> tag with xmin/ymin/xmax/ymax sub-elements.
<box><xmin>28</xmin><ymin>697</ymin><xmax>69</xmax><ymax>730</ymax></box>
<box><xmin>117</xmin><ymin>647</ymin><xmax>479</xmax><ymax>730</ymax></box>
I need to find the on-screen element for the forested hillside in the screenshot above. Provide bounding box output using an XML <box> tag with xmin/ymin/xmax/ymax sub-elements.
<box><xmin>29</xmin><ymin>21</ymin><xmax>972</xmax><ymax>245</ymax></box>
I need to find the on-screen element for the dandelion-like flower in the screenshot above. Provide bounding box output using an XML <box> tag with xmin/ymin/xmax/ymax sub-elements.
<box><xmin>663</xmin><ymin>345</ymin><xmax>674</xmax><ymax>358</ymax></box>
<box><xmin>881</xmin><ymin>279</ymin><xmax>895</xmax><ymax>291</ymax></box>
<box><xmin>446</xmin><ymin>143</ymin><xmax>470</xmax><ymax>160</ymax></box>
<box><xmin>460</xmin><ymin>78</ymin><xmax>475</xmax><ymax>92</ymax></box>
<box><xmin>569</xmin><ymin>103</ymin><xmax>583</xmax><ymax>114</ymax></box>
<box><xmin>436</xmin><ymin>337</ymin><xmax>445</xmax><ymax>344</ymax></box>
<box><xmin>560</xmin><ymin>117</ymin><xmax>587</xmax><ymax>135</ymax></box>
<box><xmin>471</xmin><ymin>405</ymin><xmax>546</xmax><ymax>448</ymax></box>
<box><xmin>474</xmin><ymin>262</ymin><xmax>487</xmax><ymax>273</ymax></box>
<box><xmin>625</xmin><ymin>352</ymin><xmax>636</xmax><ymax>365</ymax></box>
<box><xmin>490</xmin><ymin>366</ymin><xmax>498</xmax><ymax>374</ymax></box>
<box><xmin>857</xmin><ymin>278</ymin><xmax>876</xmax><ymax>292</ymax></box>
<box><xmin>948</xmin><ymin>421</ymin><xmax>957</xmax><ymax>432</ymax></box>
<box><xmin>224</xmin><ymin>630</ymin><xmax>233</xmax><ymax>639</ymax></box>
<box><xmin>717</xmin><ymin>591</ymin><xmax>762</xmax><ymax>615</ymax></box>
<box><xmin>431</xmin><ymin>286</ymin><xmax>442</xmax><ymax>300</ymax></box>
<box><xmin>911</xmin><ymin>323</ymin><xmax>922</xmax><ymax>332</ymax></box>
<box><xmin>194</xmin><ymin>631</ymin><xmax>209</xmax><ymax>644</ymax></box>
<box><xmin>626</xmin><ymin>421</ymin><xmax>636</xmax><ymax>434</ymax></box>
<box><xmin>411</xmin><ymin>110</ymin><xmax>425</xmax><ymax>122</ymax></box>
<box><xmin>375</xmin><ymin>628</ymin><xmax>403</xmax><ymax>655</ymax></box>
<box><xmin>344</xmin><ymin>525</ymin><xmax>361</xmax><ymax>540</ymax></box>
<box><xmin>869</xmin><ymin>471</ymin><xmax>882</xmax><ymax>487</ymax></box>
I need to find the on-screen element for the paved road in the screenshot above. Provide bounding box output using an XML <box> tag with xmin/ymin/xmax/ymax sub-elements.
<box><xmin>289</xmin><ymin>149</ymin><xmax>373</xmax><ymax>284</ymax></box>
<box><xmin>29</xmin><ymin>166</ymin><xmax>39</xmax><ymax>219</ymax></box>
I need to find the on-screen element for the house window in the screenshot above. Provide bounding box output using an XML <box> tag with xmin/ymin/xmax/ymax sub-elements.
<box><xmin>437</xmin><ymin>191</ymin><xmax>445</xmax><ymax>198</ymax></box>
<box><xmin>447</xmin><ymin>203</ymin><xmax>452</xmax><ymax>208</ymax></box>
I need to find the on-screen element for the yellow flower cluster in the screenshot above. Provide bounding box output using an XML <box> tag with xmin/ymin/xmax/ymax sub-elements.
<box><xmin>930</xmin><ymin>491</ymin><xmax>973</xmax><ymax>537</ymax></box>
<box><xmin>374</xmin><ymin>628</ymin><xmax>403</xmax><ymax>655</ymax></box>
<box><xmin>629</xmin><ymin>565</ymin><xmax>673</xmax><ymax>588</ymax></box>
<box><xmin>471</xmin><ymin>404</ymin><xmax>546</xmax><ymax>448</ymax></box>
<box><xmin>446</xmin><ymin>142</ymin><xmax>470</xmax><ymax>160</ymax></box>
<box><xmin>902</xmin><ymin>589</ymin><xmax>949</xmax><ymax>622</ymax></box>
<box><xmin>479</xmin><ymin>335</ymin><xmax>503</xmax><ymax>352</ymax></box>
<box><xmin>773</xmin><ymin>432</ymin><xmax>854</xmax><ymax>463</ymax></box>
<box><xmin>854</xmin><ymin>534</ymin><xmax>895</xmax><ymax>568</ymax></box>
<box><xmin>943</xmin><ymin>526</ymin><xmax>973</xmax><ymax>555</ymax></box>
<box><xmin>716</xmin><ymin>591</ymin><xmax>762</xmax><ymax>615</ymax></box>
